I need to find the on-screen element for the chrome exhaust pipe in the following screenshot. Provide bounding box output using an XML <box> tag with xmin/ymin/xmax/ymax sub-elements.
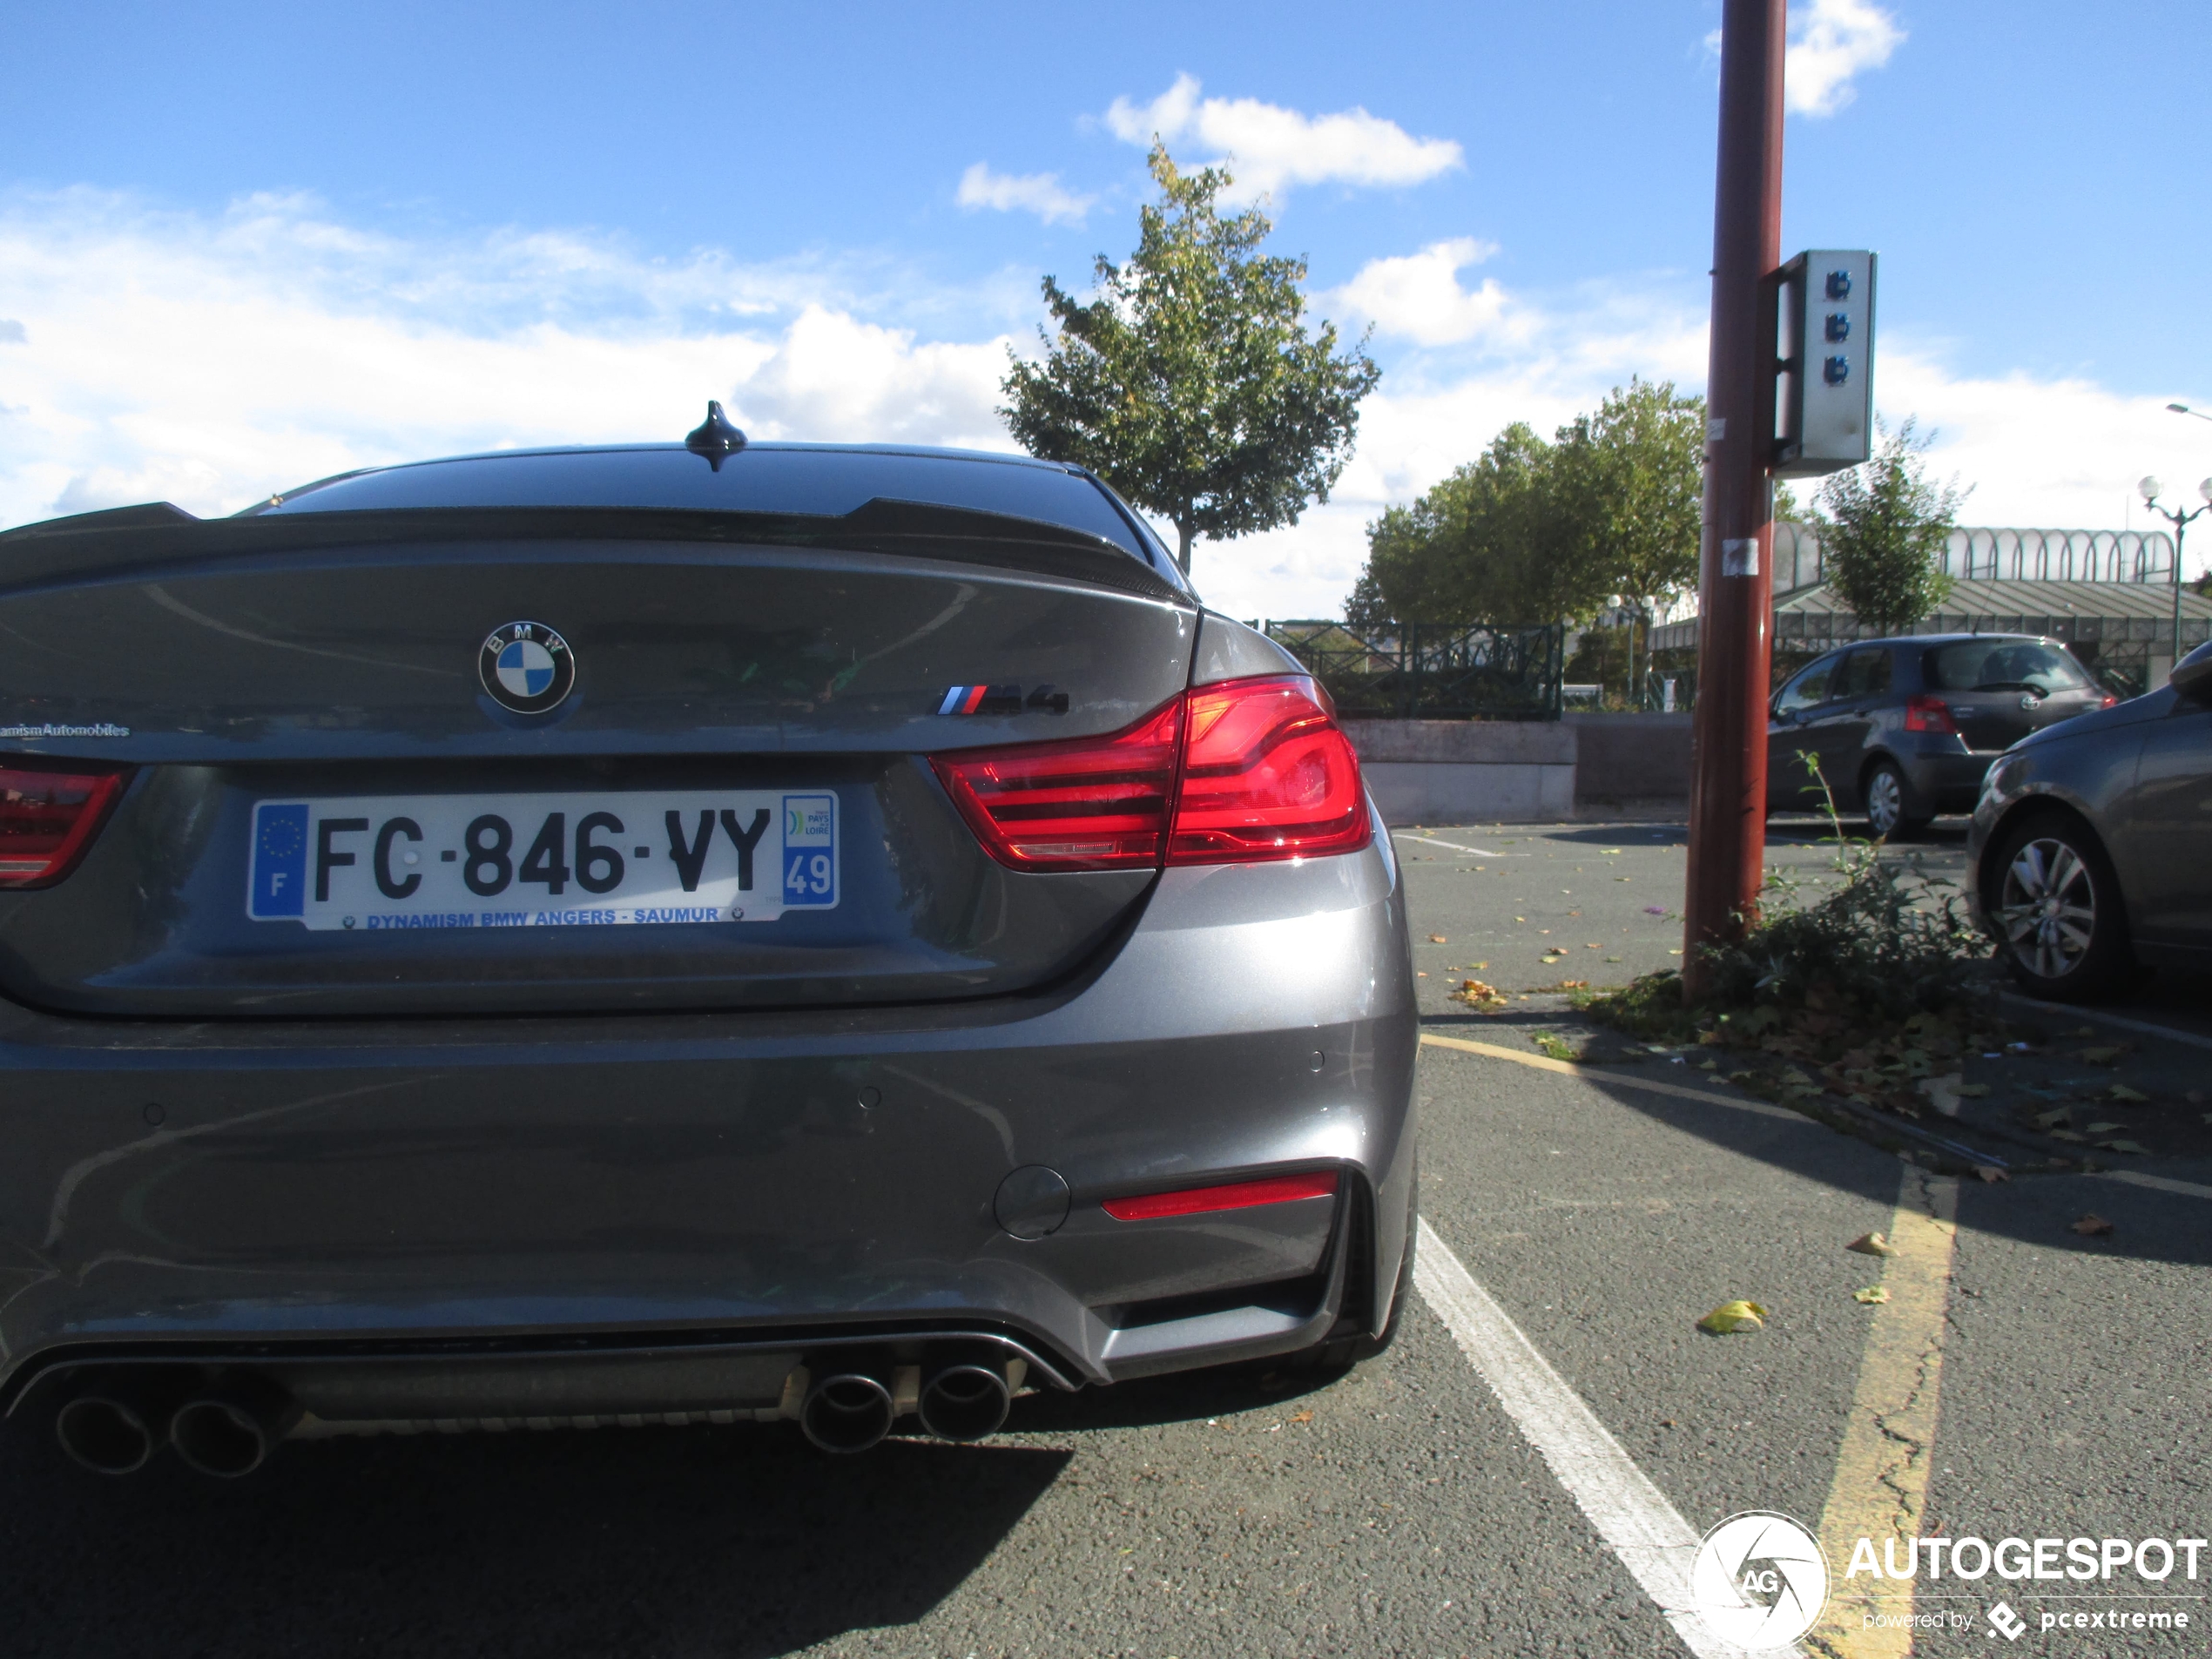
<box><xmin>170</xmin><ymin>1378</ymin><xmax>299</xmax><ymax>1478</ymax></box>
<box><xmin>799</xmin><ymin>1372</ymin><xmax>894</xmax><ymax>1454</ymax></box>
<box><xmin>55</xmin><ymin>1395</ymin><xmax>158</xmax><ymax>1475</ymax></box>
<box><xmin>917</xmin><ymin>1362</ymin><xmax>1010</xmax><ymax>1443</ymax></box>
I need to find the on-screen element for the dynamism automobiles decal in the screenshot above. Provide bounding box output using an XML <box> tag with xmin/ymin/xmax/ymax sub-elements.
<box><xmin>479</xmin><ymin>622</ymin><xmax>577</xmax><ymax>715</ymax></box>
<box><xmin>937</xmin><ymin>684</ymin><xmax>1071</xmax><ymax>716</ymax></box>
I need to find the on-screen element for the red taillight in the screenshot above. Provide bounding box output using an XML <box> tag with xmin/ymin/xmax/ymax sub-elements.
<box><xmin>1168</xmin><ymin>675</ymin><xmax>1370</xmax><ymax>865</ymax></box>
<box><xmin>930</xmin><ymin>674</ymin><xmax>1369</xmax><ymax>873</ymax></box>
<box><xmin>1904</xmin><ymin>694</ymin><xmax>1959</xmax><ymax>734</ymax></box>
<box><xmin>1102</xmin><ymin>1169</ymin><xmax>1339</xmax><ymax>1221</ymax></box>
<box><xmin>930</xmin><ymin>700</ymin><xmax>1182</xmax><ymax>870</ymax></box>
<box><xmin>2099</xmin><ymin>693</ymin><xmax>2119</xmax><ymax>709</ymax></box>
<box><xmin>0</xmin><ymin>761</ymin><xmax>129</xmax><ymax>888</ymax></box>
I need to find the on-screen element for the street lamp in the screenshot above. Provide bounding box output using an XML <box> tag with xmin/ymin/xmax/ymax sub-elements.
<box><xmin>2168</xmin><ymin>402</ymin><xmax>2212</xmax><ymax>424</ymax></box>
<box><xmin>2137</xmin><ymin>473</ymin><xmax>2212</xmax><ymax>678</ymax></box>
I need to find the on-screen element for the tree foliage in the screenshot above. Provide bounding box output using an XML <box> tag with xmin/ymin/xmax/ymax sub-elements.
<box><xmin>1345</xmin><ymin>379</ymin><xmax>1704</xmax><ymax>639</ymax></box>
<box><xmin>1000</xmin><ymin>145</ymin><xmax>1379</xmax><ymax>575</ymax></box>
<box><xmin>1813</xmin><ymin>418</ymin><xmax>1966</xmax><ymax>633</ymax></box>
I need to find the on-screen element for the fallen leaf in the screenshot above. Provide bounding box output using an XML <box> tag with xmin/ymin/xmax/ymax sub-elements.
<box><xmin>1955</xmin><ymin>1083</ymin><xmax>1991</xmax><ymax>1097</ymax></box>
<box><xmin>1847</xmin><ymin>1232</ymin><xmax>1898</xmax><ymax>1258</ymax></box>
<box><xmin>2084</xmin><ymin>1122</ymin><xmax>2125</xmax><ymax>1136</ymax></box>
<box><xmin>1973</xmin><ymin>1165</ymin><xmax>2009</xmax><ymax>1184</ymax></box>
<box><xmin>1416</xmin><ymin>971</ymin><xmax>1427</xmax><ymax>978</ymax></box>
<box><xmin>1289</xmin><ymin>1410</ymin><xmax>1313</xmax><ymax>1424</ymax></box>
<box><xmin>1853</xmin><ymin>1286</ymin><xmax>1891</xmax><ymax>1305</ymax></box>
<box><xmin>2047</xmin><ymin>1129</ymin><xmax>2087</xmax><ymax>1143</ymax></box>
<box><xmin>2066</xmin><ymin>1025</ymin><xmax>2097</xmax><ymax>1037</ymax></box>
<box><xmin>1697</xmin><ymin>1299</ymin><xmax>1769</xmax><ymax>1335</ymax></box>
<box><xmin>1429</xmin><ymin>934</ymin><xmax>1447</xmax><ymax>944</ymax></box>
<box><xmin>1471</xmin><ymin>961</ymin><xmax>1488</xmax><ymax>969</ymax></box>
<box><xmin>2070</xmin><ymin>1213</ymin><xmax>2114</xmax><ymax>1237</ymax></box>
<box><xmin>2107</xmin><ymin>1083</ymin><xmax>2149</xmax><ymax>1103</ymax></box>
<box><xmin>2077</xmin><ymin>1046</ymin><xmax>2122</xmax><ymax>1064</ymax></box>
<box><xmin>2031</xmin><ymin>1108</ymin><xmax>2072</xmax><ymax>1129</ymax></box>
<box><xmin>2097</xmin><ymin>1140</ymin><xmax>2152</xmax><ymax>1155</ymax></box>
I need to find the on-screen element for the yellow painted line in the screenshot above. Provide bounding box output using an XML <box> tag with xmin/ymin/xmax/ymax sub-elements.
<box><xmin>1810</xmin><ymin>1170</ymin><xmax>1960</xmax><ymax>1658</ymax></box>
<box><xmin>1418</xmin><ymin>1030</ymin><xmax>1801</xmax><ymax>1119</ymax></box>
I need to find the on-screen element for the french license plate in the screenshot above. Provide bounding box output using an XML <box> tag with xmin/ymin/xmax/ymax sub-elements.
<box><xmin>246</xmin><ymin>791</ymin><xmax>837</xmax><ymax>931</ymax></box>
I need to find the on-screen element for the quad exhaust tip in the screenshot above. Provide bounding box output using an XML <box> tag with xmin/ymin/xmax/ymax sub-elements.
<box><xmin>55</xmin><ymin>1395</ymin><xmax>158</xmax><ymax>1476</ymax></box>
<box><xmin>799</xmin><ymin>1372</ymin><xmax>896</xmax><ymax>1454</ymax></box>
<box><xmin>917</xmin><ymin>1363</ymin><xmax>1010</xmax><ymax>1443</ymax></box>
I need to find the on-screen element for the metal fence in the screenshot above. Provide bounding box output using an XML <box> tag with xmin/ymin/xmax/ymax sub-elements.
<box><xmin>1260</xmin><ymin>620</ymin><xmax>1566</xmax><ymax>720</ymax></box>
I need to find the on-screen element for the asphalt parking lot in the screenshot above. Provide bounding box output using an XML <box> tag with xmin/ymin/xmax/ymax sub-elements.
<box><xmin>8</xmin><ymin>820</ymin><xmax>2209</xmax><ymax>1658</ymax></box>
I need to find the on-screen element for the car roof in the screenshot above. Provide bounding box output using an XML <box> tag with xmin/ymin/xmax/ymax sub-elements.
<box><xmin>1812</xmin><ymin>632</ymin><xmax>2054</xmax><ymax>651</ymax></box>
<box><xmin>245</xmin><ymin>441</ymin><xmax>1176</xmax><ymax>574</ymax></box>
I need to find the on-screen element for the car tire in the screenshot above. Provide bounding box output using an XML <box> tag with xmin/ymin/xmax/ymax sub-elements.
<box><xmin>1862</xmin><ymin>759</ymin><xmax>1931</xmax><ymax>840</ymax></box>
<box><xmin>1987</xmin><ymin>813</ymin><xmax>2134</xmax><ymax>1002</ymax></box>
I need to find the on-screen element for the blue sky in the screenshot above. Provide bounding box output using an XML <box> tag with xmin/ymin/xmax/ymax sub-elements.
<box><xmin>3</xmin><ymin>0</ymin><xmax>2208</xmax><ymax>615</ymax></box>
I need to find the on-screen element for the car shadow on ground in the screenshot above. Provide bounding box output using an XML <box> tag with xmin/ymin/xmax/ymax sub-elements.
<box><xmin>0</xmin><ymin>1419</ymin><xmax>1067</xmax><ymax>1658</ymax></box>
<box><xmin>1420</xmin><ymin>1010</ymin><xmax>2212</xmax><ymax>1272</ymax></box>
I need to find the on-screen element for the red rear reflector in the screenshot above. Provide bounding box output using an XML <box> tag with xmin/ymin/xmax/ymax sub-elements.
<box><xmin>1102</xmin><ymin>1170</ymin><xmax>1339</xmax><ymax>1221</ymax></box>
<box><xmin>0</xmin><ymin>761</ymin><xmax>129</xmax><ymax>888</ymax></box>
<box><xmin>1903</xmin><ymin>693</ymin><xmax>1959</xmax><ymax>734</ymax></box>
<box><xmin>930</xmin><ymin>700</ymin><xmax>1181</xmax><ymax>870</ymax></box>
<box><xmin>930</xmin><ymin>673</ymin><xmax>1368</xmax><ymax>873</ymax></box>
<box><xmin>1168</xmin><ymin>676</ymin><xmax>1369</xmax><ymax>865</ymax></box>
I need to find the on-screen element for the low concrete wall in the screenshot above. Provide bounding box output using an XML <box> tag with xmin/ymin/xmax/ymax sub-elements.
<box><xmin>1567</xmin><ymin>712</ymin><xmax>1694</xmax><ymax>806</ymax></box>
<box><xmin>1342</xmin><ymin>714</ymin><xmax>1693</xmax><ymax>825</ymax></box>
<box><xmin>1343</xmin><ymin>719</ymin><xmax>1576</xmax><ymax>825</ymax></box>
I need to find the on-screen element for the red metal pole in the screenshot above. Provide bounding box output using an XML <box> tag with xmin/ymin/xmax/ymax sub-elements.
<box><xmin>1683</xmin><ymin>0</ymin><xmax>1786</xmax><ymax>999</ymax></box>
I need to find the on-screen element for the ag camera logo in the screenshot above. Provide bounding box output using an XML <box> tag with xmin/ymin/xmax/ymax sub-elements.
<box><xmin>1689</xmin><ymin>1512</ymin><xmax>1831</xmax><ymax>1649</ymax></box>
<box><xmin>478</xmin><ymin>622</ymin><xmax>576</xmax><ymax>715</ymax></box>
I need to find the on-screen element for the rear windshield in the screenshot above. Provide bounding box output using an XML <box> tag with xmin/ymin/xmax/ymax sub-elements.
<box><xmin>1925</xmin><ymin>638</ymin><xmax>2091</xmax><ymax>695</ymax></box>
<box><xmin>253</xmin><ymin>445</ymin><xmax>1156</xmax><ymax>563</ymax></box>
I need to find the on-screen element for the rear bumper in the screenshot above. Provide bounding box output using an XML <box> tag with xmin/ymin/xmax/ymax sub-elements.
<box><xmin>0</xmin><ymin>834</ymin><xmax>1417</xmax><ymax>1414</ymax></box>
<box><xmin>1896</xmin><ymin>748</ymin><xmax>2000</xmax><ymax>814</ymax></box>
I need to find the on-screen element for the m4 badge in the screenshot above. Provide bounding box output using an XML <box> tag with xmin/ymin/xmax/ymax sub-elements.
<box><xmin>937</xmin><ymin>685</ymin><xmax>1070</xmax><ymax>716</ymax></box>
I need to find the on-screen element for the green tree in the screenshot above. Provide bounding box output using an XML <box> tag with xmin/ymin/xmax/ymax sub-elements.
<box><xmin>1346</xmin><ymin>422</ymin><xmax>1606</xmax><ymax>627</ymax></box>
<box><xmin>1814</xmin><ymin>418</ymin><xmax>1966</xmax><ymax>633</ymax></box>
<box><xmin>1548</xmin><ymin>378</ymin><xmax>1705</xmax><ymax>698</ymax></box>
<box><xmin>1000</xmin><ymin>145</ymin><xmax>1379</xmax><ymax>576</ymax></box>
<box><xmin>1345</xmin><ymin>380</ymin><xmax>1704</xmax><ymax>701</ymax></box>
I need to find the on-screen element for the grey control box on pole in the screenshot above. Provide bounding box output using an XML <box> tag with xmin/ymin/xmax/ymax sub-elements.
<box><xmin>1772</xmin><ymin>249</ymin><xmax>1875</xmax><ymax>476</ymax></box>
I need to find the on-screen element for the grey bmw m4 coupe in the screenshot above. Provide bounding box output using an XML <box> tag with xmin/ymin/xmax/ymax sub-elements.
<box><xmin>0</xmin><ymin>410</ymin><xmax>1418</xmax><ymax>1475</ymax></box>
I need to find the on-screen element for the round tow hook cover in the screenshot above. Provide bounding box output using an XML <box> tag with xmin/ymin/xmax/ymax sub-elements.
<box><xmin>993</xmin><ymin>1165</ymin><xmax>1070</xmax><ymax>1240</ymax></box>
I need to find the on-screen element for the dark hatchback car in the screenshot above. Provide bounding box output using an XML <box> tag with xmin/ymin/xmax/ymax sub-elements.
<box><xmin>1968</xmin><ymin>640</ymin><xmax>2212</xmax><ymax>1001</ymax></box>
<box><xmin>0</xmin><ymin>421</ymin><xmax>1418</xmax><ymax>1477</ymax></box>
<box><xmin>1768</xmin><ymin>633</ymin><xmax>2114</xmax><ymax>836</ymax></box>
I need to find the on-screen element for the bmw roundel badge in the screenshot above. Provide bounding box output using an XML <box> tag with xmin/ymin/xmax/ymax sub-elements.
<box><xmin>478</xmin><ymin>621</ymin><xmax>576</xmax><ymax>714</ymax></box>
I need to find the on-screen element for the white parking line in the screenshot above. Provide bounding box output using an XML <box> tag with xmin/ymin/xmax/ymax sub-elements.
<box><xmin>1392</xmin><ymin>832</ymin><xmax>1525</xmax><ymax>858</ymax></box>
<box><xmin>1413</xmin><ymin>1217</ymin><xmax>1791</xmax><ymax>1659</ymax></box>
<box><xmin>2102</xmin><ymin>1169</ymin><xmax>2212</xmax><ymax>1203</ymax></box>
<box><xmin>1995</xmin><ymin>990</ymin><xmax>2212</xmax><ymax>1055</ymax></box>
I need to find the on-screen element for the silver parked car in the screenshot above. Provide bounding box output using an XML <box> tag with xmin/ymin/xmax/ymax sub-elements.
<box><xmin>0</xmin><ymin>415</ymin><xmax>1418</xmax><ymax>1474</ymax></box>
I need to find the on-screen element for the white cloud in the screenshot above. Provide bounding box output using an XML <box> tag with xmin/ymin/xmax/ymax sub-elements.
<box><xmin>1786</xmin><ymin>0</ymin><xmax>1905</xmax><ymax>117</ymax></box>
<box><xmin>1103</xmin><ymin>74</ymin><xmax>1462</xmax><ymax>199</ymax></box>
<box><xmin>3</xmin><ymin>187</ymin><xmax>2192</xmax><ymax>633</ymax></box>
<box><xmin>1330</xmin><ymin>238</ymin><xmax>1514</xmax><ymax>347</ymax></box>
<box><xmin>0</xmin><ymin>190</ymin><xmax>1017</xmax><ymax>528</ymax></box>
<box><xmin>955</xmin><ymin>163</ymin><xmax>1093</xmax><ymax>226</ymax></box>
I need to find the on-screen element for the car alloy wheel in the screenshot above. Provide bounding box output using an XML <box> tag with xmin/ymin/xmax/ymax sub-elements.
<box><xmin>1863</xmin><ymin>761</ymin><xmax>1923</xmax><ymax>839</ymax></box>
<box><xmin>1996</xmin><ymin>835</ymin><xmax>2098</xmax><ymax>981</ymax></box>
